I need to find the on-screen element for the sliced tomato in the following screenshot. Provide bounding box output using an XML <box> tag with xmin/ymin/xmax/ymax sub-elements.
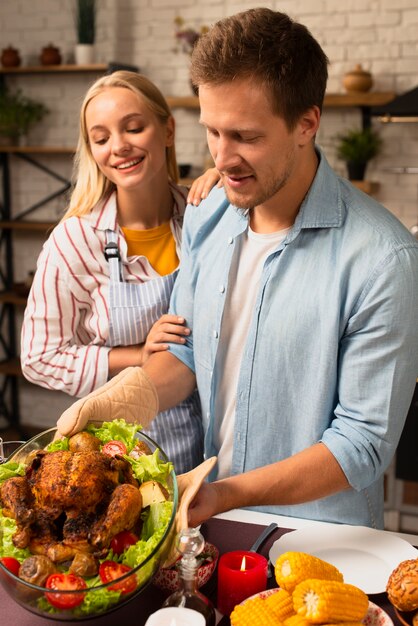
<box><xmin>99</xmin><ymin>561</ymin><xmax>137</xmax><ymax>595</ymax></box>
<box><xmin>45</xmin><ymin>573</ymin><xmax>87</xmax><ymax>610</ymax></box>
<box><xmin>0</xmin><ymin>557</ymin><xmax>20</xmax><ymax>576</ymax></box>
<box><xmin>110</xmin><ymin>530</ymin><xmax>139</xmax><ymax>556</ymax></box>
<box><xmin>101</xmin><ymin>440</ymin><xmax>127</xmax><ymax>457</ymax></box>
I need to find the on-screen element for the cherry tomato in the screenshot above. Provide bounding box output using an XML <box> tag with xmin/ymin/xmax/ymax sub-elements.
<box><xmin>101</xmin><ymin>440</ymin><xmax>127</xmax><ymax>457</ymax></box>
<box><xmin>99</xmin><ymin>561</ymin><xmax>137</xmax><ymax>595</ymax></box>
<box><xmin>110</xmin><ymin>530</ymin><xmax>139</xmax><ymax>556</ymax></box>
<box><xmin>45</xmin><ymin>573</ymin><xmax>87</xmax><ymax>610</ymax></box>
<box><xmin>0</xmin><ymin>557</ymin><xmax>20</xmax><ymax>576</ymax></box>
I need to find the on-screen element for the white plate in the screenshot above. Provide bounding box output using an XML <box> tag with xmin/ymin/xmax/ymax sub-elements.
<box><xmin>239</xmin><ymin>590</ymin><xmax>393</xmax><ymax>626</ymax></box>
<box><xmin>269</xmin><ymin>525</ymin><xmax>418</xmax><ymax>594</ymax></box>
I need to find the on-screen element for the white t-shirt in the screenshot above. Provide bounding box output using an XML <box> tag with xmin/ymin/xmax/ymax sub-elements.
<box><xmin>214</xmin><ymin>225</ymin><xmax>289</xmax><ymax>479</ymax></box>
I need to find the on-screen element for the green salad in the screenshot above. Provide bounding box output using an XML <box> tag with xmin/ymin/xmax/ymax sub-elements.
<box><xmin>0</xmin><ymin>419</ymin><xmax>176</xmax><ymax>617</ymax></box>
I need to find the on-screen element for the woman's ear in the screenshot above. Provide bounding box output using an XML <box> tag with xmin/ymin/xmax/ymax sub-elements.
<box><xmin>166</xmin><ymin>115</ymin><xmax>175</xmax><ymax>147</ymax></box>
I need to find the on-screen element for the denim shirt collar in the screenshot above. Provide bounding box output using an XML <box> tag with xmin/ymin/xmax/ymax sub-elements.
<box><xmin>288</xmin><ymin>146</ymin><xmax>344</xmax><ymax>243</ymax></box>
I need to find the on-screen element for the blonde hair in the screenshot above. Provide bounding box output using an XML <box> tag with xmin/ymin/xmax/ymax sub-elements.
<box><xmin>62</xmin><ymin>71</ymin><xmax>178</xmax><ymax>220</ymax></box>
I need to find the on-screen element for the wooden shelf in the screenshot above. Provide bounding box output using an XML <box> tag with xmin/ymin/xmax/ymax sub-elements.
<box><xmin>167</xmin><ymin>92</ymin><xmax>396</xmax><ymax>111</ymax></box>
<box><xmin>166</xmin><ymin>96</ymin><xmax>200</xmax><ymax>110</ymax></box>
<box><xmin>324</xmin><ymin>92</ymin><xmax>395</xmax><ymax>107</ymax></box>
<box><xmin>0</xmin><ymin>220</ymin><xmax>55</xmax><ymax>232</ymax></box>
<box><xmin>0</xmin><ymin>358</ymin><xmax>21</xmax><ymax>377</ymax></box>
<box><xmin>0</xmin><ymin>146</ymin><xmax>75</xmax><ymax>154</ymax></box>
<box><xmin>0</xmin><ymin>64</ymin><xmax>107</xmax><ymax>74</ymax></box>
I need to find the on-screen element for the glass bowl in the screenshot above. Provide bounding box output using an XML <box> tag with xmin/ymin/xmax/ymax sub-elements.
<box><xmin>0</xmin><ymin>424</ymin><xmax>178</xmax><ymax>621</ymax></box>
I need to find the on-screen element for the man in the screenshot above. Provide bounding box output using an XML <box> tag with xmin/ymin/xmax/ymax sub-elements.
<box><xmin>59</xmin><ymin>8</ymin><xmax>418</xmax><ymax>529</ymax></box>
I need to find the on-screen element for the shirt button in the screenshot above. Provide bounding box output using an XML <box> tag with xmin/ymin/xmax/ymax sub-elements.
<box><xmin>227</xmin><ymin>236</ymin><xmax>233</xmax><ymax>244</ymax></box>
<box><xmin>206</xmin><ymin>412</ymin><xmax>210</xmax><ymax>420</ymax></box>
<box><xmin>219</xmin><ymin>285</ymin><xmax>225</xmax><ymax>293</ymax></box>
<box><xmin>213</xmin><ymin>330</ymin><xmax>218</xmax><ymax>339</ymax></box>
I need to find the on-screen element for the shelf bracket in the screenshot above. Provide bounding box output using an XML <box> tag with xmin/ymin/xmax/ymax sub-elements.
<box><xmin>12</xmin><ymin>152</ymin><xmax>71</xmax><ymax>219</ymax></box>
<box><xmin>361</xmin><ymin>106</ymin><xmax>372</xmax><ymax>129</ymax></box>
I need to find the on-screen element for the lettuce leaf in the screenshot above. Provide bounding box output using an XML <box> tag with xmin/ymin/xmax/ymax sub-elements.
<box><xmin>0</xmin><ymin>460</ymin><xmax>26</xmax><ymax>484</ymax></box>
<box><xmin>46</xmin><ymin>437</ymin><xmax>69</xmax><ymax>452</ymax></box>
<box><xmin>127</xmin><ymin>449</ymin><xmax>173</xmax><ymax>487</ymax></box>
<box><xmin>122</xmin><ymin>502</ymin><xmax>173</xmax><ymax>569</ymax></box>
<box><xmin>86</xmin><ymin>419</ymin><xmax>140</xmax><ymax>452</ymax></box>
<box><xmin>0</xmin><ymin>510</ymin><xmax>31</xmax><ymax>560</ymax></box>
<box><xmin>77</xmin><ymin>586</ymin><xmax>121</xmax><ymax>616</ymax></box>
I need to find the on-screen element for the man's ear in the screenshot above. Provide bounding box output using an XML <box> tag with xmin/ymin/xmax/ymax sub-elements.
<box><xmin>298</xmin><ymin>106</ymin><xmax>321</xmax><ymax>145</ymax></box>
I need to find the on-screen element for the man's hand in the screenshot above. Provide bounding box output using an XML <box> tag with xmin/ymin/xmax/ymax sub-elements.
<box><xmin>185</xmin><ymin>480</ymin><xmax>221</xmax><ymax>527</ymax></box>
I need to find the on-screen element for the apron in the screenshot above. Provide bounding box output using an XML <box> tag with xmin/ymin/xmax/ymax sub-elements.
<box><xmin>105</xmin><ymin>230</ymin><xmax>204</xmax><ymax>474</ymax></box>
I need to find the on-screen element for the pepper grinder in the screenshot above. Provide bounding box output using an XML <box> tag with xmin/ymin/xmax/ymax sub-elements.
<box><xmin>163</xmin><ymin>528</ymin><xmax>216</xmax><ymax>626</ymax></box>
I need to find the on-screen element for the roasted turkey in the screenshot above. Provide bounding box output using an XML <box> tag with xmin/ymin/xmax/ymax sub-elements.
<box><xmin>0</xmin><ymin>445</ymin><xmax>142</xmax><ymax>564</ymax></box>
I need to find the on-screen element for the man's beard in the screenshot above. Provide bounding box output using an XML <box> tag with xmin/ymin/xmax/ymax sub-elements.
<box><xmin>223</xmin><ymin>171</ymin><xmax>290</xmax><ymax>211</ymax></box>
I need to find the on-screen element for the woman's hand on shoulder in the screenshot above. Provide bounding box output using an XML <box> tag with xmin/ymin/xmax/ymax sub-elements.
<box><xmin>187</xmin><ymin>167</ymin><xmax>222</xmax><ymax>206</ymax></box>
<box><xmin>142</xmin><ymin>314</ymin><xmax>190</xmax><ymax>362</ymax></box>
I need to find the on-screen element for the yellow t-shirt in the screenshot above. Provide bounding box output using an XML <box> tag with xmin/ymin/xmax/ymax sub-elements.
<box><xmin>121</xmin><ymin>221</ymin><xmax>179</xmax><ymax>276</ymax></box>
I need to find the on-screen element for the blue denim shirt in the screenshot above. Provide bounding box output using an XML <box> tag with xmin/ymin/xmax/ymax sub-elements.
<box><xmin>169</xmin><ymin>148</ymin><xmax>418</xmax><ymax>528</ymax></box>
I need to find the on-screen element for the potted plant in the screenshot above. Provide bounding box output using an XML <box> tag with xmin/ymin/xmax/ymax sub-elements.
<box><xmin>336</xmin><ymin>127</ymin><xmax>382</xmax><ymax>181</ymax></box>
<box><xmin>74</xmin><ymin>0</ymin><xmax>96</xmax><ymax>65</ymax></box>
<box><xmin>0</xmin><ymin>87</ymin><xmax>49</xmax><ymax>144</ymax></box>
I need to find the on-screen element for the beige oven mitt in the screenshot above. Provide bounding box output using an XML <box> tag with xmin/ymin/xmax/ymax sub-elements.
<box><xmin>56</xmin><ymin>367</ymin><xmax>159</xmax><ymax>437</ymax></box>
<box><xmin>163</xmin><ymin>455</ymin><xmax>217</xmax><ymax>568</ymax></box>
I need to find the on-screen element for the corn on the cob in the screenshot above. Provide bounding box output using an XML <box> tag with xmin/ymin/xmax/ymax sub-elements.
<box><xmin>284</xmin><ymin>615</ymin><xmax>364</xmax><ymax>626</ymax></box>
<box><xmin>321</xmin><ymin>623</ymin><xmax>365</xmax><ymax>626</ymax></box>
<box><xmin>274</xmin><ymin>551</ymin><xmax>344</xmax><ymax>592</ymax></box>
<box><xmin>230</xmin><ymin>595</ymin><xmax>283</xmax><ymax>626</ymax></box>
<box><xmin>284</xmin><ymin>614</ymin><xmax>311</xmax><ymax>626</ymax></box>
<box><xmin>292</xmin><ymin>578</ymin><xmax>368</xmax><ymax>623</ymax></box>
<box><xmin>265</xmin><ymin>588</ymin><xmax>295</xmax><ymax>621</ymax></box>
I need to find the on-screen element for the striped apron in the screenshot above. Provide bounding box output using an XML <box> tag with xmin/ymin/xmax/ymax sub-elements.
<box><xmin>105</xmin><ymin>229</ymin><xmax>204</xmax><ymax>474</ymax></box>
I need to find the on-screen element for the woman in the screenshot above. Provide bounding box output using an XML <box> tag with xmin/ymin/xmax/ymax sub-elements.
<box><xmin>21</xmin><ymin>70</ymin><xmax>219</xmax><ymax>473</ymax></box>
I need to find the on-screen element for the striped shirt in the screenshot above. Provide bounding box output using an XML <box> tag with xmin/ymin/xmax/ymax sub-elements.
<box><xmin>21</xmin><ymin>183</ymin><xmax>187</xmax><ymax>398</ymax></box>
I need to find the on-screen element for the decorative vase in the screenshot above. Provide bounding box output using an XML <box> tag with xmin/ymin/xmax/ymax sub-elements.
<box><xmin>40</xmin><ymin>44</ymin><xmax>62</xmax><ymax>66</ymax></box>
<box><xmin>1</xmin><ymin>46</ymin><xmax>21</xmax><ymax>68</ymax></box>
<box><xmin>347</xmin><ymin>161</ymin><xmax>367</xmax><ymax>181</ymax></box>
<box><xmin>74</xmin><ymin>43</ymin><xmax>94</xmax><ymax>65</ymax></box>
<box><xmin>343</xmin><ymin>64</ymin><xmax>373</xmax><ymax>93</ymax></box>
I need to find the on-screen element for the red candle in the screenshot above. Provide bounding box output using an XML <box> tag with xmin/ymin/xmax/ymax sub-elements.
<box><xmin>216</xmin><ymin>550</ymin><xmax>268</xmax><ymax>616</ymax></box>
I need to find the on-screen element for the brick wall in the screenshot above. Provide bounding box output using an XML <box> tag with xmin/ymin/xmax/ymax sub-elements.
<box><xmin>1</xmin><ymin>0</ymin><xmax>418</xmax><ymax>428</ymax></box>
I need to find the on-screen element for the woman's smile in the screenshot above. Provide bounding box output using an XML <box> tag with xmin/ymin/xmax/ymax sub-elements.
<box><xmin>113</xmin><ymin>157</ymin><xmax>144</xmax><ymax>170</ymax></box>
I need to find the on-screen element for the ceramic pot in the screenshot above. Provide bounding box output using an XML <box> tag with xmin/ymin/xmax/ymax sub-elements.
<box><xmin>343</xmin><ymin>64</ymin><xmax>373</xmax><ymax>93</ymax></box>
<box><xmin>1</xmin><ymin>46</ymin><xmax>21</xmax><ymax>68</ymax></box>
<box><xmin>74</xmin><ymin>43</ymin><xmax>94</xmax><ymax>65</ymax></box>
<box><xmin>40</xmin><ymin>44</ymin><xmax>61</xmax><ymax>66</ymax></box>
<box><xmin>347</xmin><ymin>161</ymin><xmax>367</xmax><ymax>181</ymax></box>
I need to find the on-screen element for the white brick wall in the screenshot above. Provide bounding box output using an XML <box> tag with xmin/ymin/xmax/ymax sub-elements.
<box><xmin>1</xmin><ymin>0</ymin><xmax>418</xmax><ymax>429</ymax></box>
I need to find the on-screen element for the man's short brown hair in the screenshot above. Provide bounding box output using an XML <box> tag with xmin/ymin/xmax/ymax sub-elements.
<box><xmin>190</xmin><ymin>8</ymin><xmax>329</xmax><ymax>130</ymax></box>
